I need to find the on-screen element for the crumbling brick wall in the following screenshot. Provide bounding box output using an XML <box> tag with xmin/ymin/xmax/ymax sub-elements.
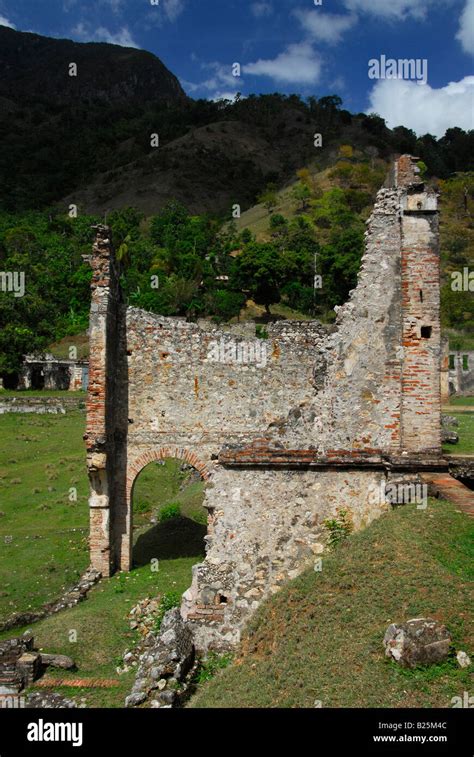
<box><xmin>84</xmin><ymin>225</ymin><xmax>128</xmax><ymax>577</ymax></box>
<box><xmin>86</xmin><ymin>156</ymin><xmax>442</xmax><ymax>647</ymax></box>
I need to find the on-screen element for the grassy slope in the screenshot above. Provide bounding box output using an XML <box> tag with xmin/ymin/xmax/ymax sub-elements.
<box><xmin>190</xmin><ymin>500</ymin><xmax>473</xmax><ymax>709</ymax></box>
<box><xmin>232</xmin><ymin>164</ymin><xmax>344</xmax><ymax>242</ymax></box>
<box><xmin>47</xmin><ymin>333</ymin><xmax>89</xmax><ymax>360</ymax></box>
<box><xmin>133</xmin><ymin>458</ymin><xmax>207</xmax><ymax>529</ymax></box>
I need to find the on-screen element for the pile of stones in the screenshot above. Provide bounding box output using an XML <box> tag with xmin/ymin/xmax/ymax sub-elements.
<box><xmin>125</xmin><ymin>608</ymin><xmax>196</xmax><ymax>709</ymax></box>
<box><xmin>25</xmin><ymin>692</ymin><xmax>78</xmax><ymax>708</ymax></box>
<box><xmin>383</xmin><ymin>617</ymin><xmax>471</xmax><ymax>669</ymax></box>
<box><xmin>117</xmin><ymin>596</ymin><xmax>161</xmax><ymax>675</ymax></box>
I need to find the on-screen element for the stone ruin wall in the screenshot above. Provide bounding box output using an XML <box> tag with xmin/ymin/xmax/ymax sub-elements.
<box><xmin>183</xmin><ymin>156</ymin><xmax>442</xmax><ymax>649</ymax></box>
<box><xmin>85</xmin><ymin>155</ymin><xmax>442</xmax><ymax>650</ymax></box>
<box><xmin>119</xmin><ymin>312</ymin><xmax>327</xmax><ymax>571</ymax></box>
<box><xmin>182</xmin><ymin>467</ymin><xmax>390</xmax><ymax>648</ymax></box>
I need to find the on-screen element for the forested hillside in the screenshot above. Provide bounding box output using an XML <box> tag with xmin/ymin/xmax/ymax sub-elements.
<box><xmin>0</xmin><ymin>28</ymin><xmax>473</xmax><ymax>381</ymax></box>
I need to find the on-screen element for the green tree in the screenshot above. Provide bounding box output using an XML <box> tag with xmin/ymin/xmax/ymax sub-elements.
<box><xmin>205</xmin><ymin>289</ymin><xmax>246</xmax><ymax>321</ymax></box>
<box><xmin>233</xmin><ymin>242</ymin><xmax>283</xmax><ymax>315</ymax></box>
<box><xmin>292</xmin><ymin>182</ymin><xmax>311</xmax><ymax>212</ymax></box>
<box><xmin>258</xmin><ymin>184</ymin><xmax>278</xmax><ymax>215</ymax></box>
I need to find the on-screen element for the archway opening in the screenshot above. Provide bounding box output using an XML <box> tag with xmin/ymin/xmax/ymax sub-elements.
<box><xmin>131</xmin><ymin>457</ymin><xmax>207</xmax><ymax>568</ymax></box>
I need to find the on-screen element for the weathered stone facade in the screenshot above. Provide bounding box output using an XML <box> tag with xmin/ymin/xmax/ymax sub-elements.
<box><xmin>86</xmin><ymin>156</ymin><xmax>444</xmax><ymax>649</ymax></box>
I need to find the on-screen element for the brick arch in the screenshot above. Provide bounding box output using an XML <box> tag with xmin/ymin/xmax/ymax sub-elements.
<box><xmin>126</xmin><ymin>446</ymin><xmax>211</xmax><ymax>502</ymax></box>
<box><xmin>116</xmin><ymin>446</ymin><xmax>211</xmax><ymax>571</ymax></box>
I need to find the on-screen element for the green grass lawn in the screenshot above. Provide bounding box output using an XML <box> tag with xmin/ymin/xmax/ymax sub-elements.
<box><xmin>0</xmin><ymin>411</ymin><xmax>90</xmax><ymax>619</ymax></box>
<box><xmin>190</xmin><ymin>499</ymin><xmax>473</xmax><ymax>709</ymax></box>
<box><xmin>448</xmin><ymin>396</ymin><xmax>474</xmax><ymax>407</ymax></box>
<box><xmin>0</xmin><ymin>411</ymin><xmax>207</xmax><ymax>707</ymax></box>
<box><xmin>132</xmin><ymin>459</ymin><xmax>207</xmax><ymax>569</ymax></box>
<box><xmin>133</xmin><ymin>458</ymin><xmax>207</xmax><ymax>531</ymax></box>
<box><xmin>443</xmin><ymin>412</ymin><xmax>474</xmax><ymax>455</ymax></box>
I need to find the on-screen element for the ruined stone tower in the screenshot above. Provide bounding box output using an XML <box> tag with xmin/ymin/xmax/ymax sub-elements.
<box><xmin>85</xmin><ymin>156</ymin><xmax>442</xmax><ymax>646</ymax></box>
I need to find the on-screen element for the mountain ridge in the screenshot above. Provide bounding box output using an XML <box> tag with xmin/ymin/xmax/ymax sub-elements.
<box><xmin>0</xmin><ymin>27</ymin><xmax>472</xmax><ymax>215</ymax></box>
<box><xmin>0</xmin><ymin>26</ymin><xmax>187</xmax><ymax>106</ymax></box>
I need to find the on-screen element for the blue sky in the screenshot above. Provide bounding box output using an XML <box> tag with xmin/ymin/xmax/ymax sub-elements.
<box><xmin>0</xmin><ymin>0</ymin><xmax>473</xmax><ymax>137</ymax></box>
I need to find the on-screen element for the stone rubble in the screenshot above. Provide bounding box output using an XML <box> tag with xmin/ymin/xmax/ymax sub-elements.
<box><xmin>117</xmin><ymin>596</ymin><xmax>161</xmax><ymax>674</ymax></box>
<box><xmin>456</xmin><ymin>650</ymin><xmax>471</xmax><ymax>668</ymax></box>
<box><xmin>25</xmin><ymin>692</ymin><xmax>78</xmax><ymax>708</ymax></box>
<box><xmin>383</xmin><ymin>618</ymin><xmax>452</xmax><ymax>668</ymax></box>
<box><xmin>125</xmin><ymin>608</ymin><xmax>195</xmax><ymax>708</ymax></box>
<box><xmin>441</xmin><ymin>415</ymin><xmax>459</xmax><ymax>445</ymax></box>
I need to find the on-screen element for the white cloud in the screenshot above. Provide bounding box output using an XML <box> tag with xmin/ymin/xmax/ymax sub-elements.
<box><xmin>243</xmin><ymin>42</ymin><xmax>321</xmax><ymax>84</ymax></box>
<box><xmin>457</xmin><ymin>0</ymin><xmax>474</xmax><ymax>54</ymax></box>
<box><xmin>251</xmin><ymin>1</ymin><xmax>272</xmax><ymax>17</ymax></box>
<box><xmin>0</xmin><ymin>15</ymin><xmax>16</xmax><ymax>29</ymax></box>
<box><xmin>342</xmin><ymin>0</ymin><xmax>443</xmax><ymax>20</ymax></box>
<box><xmin>294</xmin><ymin>9</ymin><xmax>357</xmax><ymax>44</ymax></box>
<box><xmin>367</xmin><ymin>76</ymin><xmax>474</xmax><ymax>137</ymax></box>
<box><xmin>71</xmin><ymin>22</ymin><xmax>140</xmax><ymax>48</ymax></box>
<box><xmin>183</xmin><ymin>61</ymin><xmax>241</xmax><ymax>98</ymax></box>
<box><xmin>163</xmin><ymin>0</ymin><xmax>185</xmax><ymax>22</ymax></box>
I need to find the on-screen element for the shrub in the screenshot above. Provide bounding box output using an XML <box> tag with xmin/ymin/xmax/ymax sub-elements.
<box><xmin>206</xmin><ymin>289</ymin><xmax>245</xmax><ymax>322</ymax></box>
<box><xmin>281</xmin><ymin>281</ymin><xmax>314</xmax><ymax>314</ymax></box>
<box><xmin>240</xmin><ymin>228</ymin><xmax>253</xmax><ymax>244</ymax></box>
<box><xmin>269</xmin><ymin>213</ymin><xmax>287</xmax><ymax>230</ymax></box>
<box><xmin>323</xmin><ymin>509</ymin><xmax>353</xmax><ymax>549</ymax></box>
<box><xmin>159</xmin><ymin>503</ymin><xmax>181</xmax><ymax>522</ymax></box>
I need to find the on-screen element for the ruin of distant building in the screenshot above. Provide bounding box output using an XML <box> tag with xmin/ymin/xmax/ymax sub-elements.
<box><xmin>1</xmin><ymin>354</ymin><xmax>89</xmax><ymax>391</ymax></box>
